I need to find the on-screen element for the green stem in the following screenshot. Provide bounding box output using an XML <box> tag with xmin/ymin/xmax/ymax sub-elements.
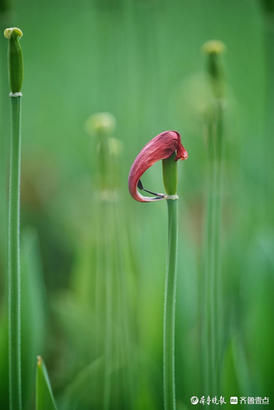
<box><xmin>205</xmin><ymin>100</ymin><xmax>224</xmax><ymax>400</ymax></box>
<box><xmin>163</xmin><ymin>199</ymin><xmax>178</xmax><ymax>410</ymax></box>
<box><xmin>202</xmin><ymin>41</ymin><xmax>225</xmax><ymax>404</ymax></box>
<box><xmin>209</xmin><ymin>147</ymin><xmax>217</xmax><ymax>398</ymax></box>
<box><xmin>8</xmin><ymin>95</ymin><xmax>22</xmax><ymax>410</ymax></box>
<box><xmin>214</xmin><ymin>101</ymin><xmax>224</xmax><ymax>387</ymax></box>
<box><xmin>103</xmin><ymin>200</ymin><xmax>114</xmax><ymax>410</ymax></box>
<box><xmin>204</xmin><ymin>121</ymin><xmax>214</xmax><ymax>396</ymax></box>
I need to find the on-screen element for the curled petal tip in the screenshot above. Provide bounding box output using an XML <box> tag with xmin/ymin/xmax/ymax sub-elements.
<box><xmin>128</xmin><ymin>130</ymin><xmax>188</xmax><ymax>203</ymax></box>
<box><xmin>175</xmin><ymin>140</ymin><xmax>188</xmax><ymax>160</ymax></box>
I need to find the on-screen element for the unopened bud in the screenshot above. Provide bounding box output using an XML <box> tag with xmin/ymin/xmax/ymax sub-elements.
<box><xmin>202</xmin><ymin>40</ymin><xmax>225</xmax><ymax>99</ymax></box>
<box><xmin>4</xmin><ymin>27</ymin><xmax>24</xmax><ymax>94</ymax></box>
<box><xmin>85</xmin><ymin>112</ymin><xmax>116</xmax><ymax>137</ymax></box>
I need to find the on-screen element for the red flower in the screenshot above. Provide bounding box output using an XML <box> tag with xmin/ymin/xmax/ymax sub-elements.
<box><xmin>128</xmin><ymin>130</ymin><xmax>188</xmax><ymax>202</ymax></box>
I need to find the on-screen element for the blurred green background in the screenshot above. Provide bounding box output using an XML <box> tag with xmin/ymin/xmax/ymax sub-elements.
<box><xmin>0</xmin><ymin>0</ymin><xmax>274</xmax><ymax>409</ymax></box>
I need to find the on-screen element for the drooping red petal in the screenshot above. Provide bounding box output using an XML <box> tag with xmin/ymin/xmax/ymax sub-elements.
<box><xmin>128</xmin><ymin>130</ymin><xmax>188</xmax><ymax>202</ymax></box>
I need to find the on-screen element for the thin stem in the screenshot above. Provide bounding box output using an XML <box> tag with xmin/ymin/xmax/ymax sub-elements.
<box><xmin>103</xmin><ymin>261</ymin><xmax>112</xmax><ymax>409</ymax></box>
<box><xmin>8</xmin><ymin>95</ymin><xmax>22</xmax><ymax>410</ymax></box>
<box><xmin>214</xmin><ymin>101</ymin><xmax>224</xmax><ymax>387</ymax></box>
<box><xmin>202</xmin><ymin>41</ymin><xmax>225</xmax><ymax>402</ymax></box>
<box><xmin>204</xmin><ymin>100</ymin><xmax>224</xmax><ymax>401</ymax></box>
<box><xmin>204</xmin><ymin>121</ymin><xmax>214</xmax><ymax>396</ymax></box>
<box><xmin>163</xmin><ymin>199</ymin><xmax>178</xmax><ymax>410</ymax></box>
<box><xmin>209</xmin><ymin>144</ymin><xmax>217</xmax><ymax>397</ymax></box>
<box><xmin>103</xmin><ymin>201</ymin><xmax>114</xmax><ymax>410</ymax></box>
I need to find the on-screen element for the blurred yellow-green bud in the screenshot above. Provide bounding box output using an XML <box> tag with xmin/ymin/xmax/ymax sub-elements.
<box><xmin>85</xmin><ymin>112</ymin><xmax>116</xmax><ymax>137</ymax></box>
<box><xmin>85</xmin><ymin>112</ymin><xmax>122</xmax><ymax>192</ymax></box>
<box><xmin>202</xmin><ymin>40</ymin><xmax>225</xmax><ymax>55</ymax></box>
<box><xmin>202</xmin><ymin>40</ymin><xmax>225</xmax><ymax>99</ymax></box>
<box><xmin>4</xmin><ymin>27</ymin><xmax>24</xmax><ymax>94</ymax></box>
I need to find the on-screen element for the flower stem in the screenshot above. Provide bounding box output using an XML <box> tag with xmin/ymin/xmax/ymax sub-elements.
<box><xmin>202</xmin><ymin>41</ymin><xmax>225</xmax><ymax>401</ymax></box>
<box><xmin>8</xmin><ymin>94</ymin><xmax>22</xmax><ymax>410</ymax></box>
<box><xmin>205</xmin><ymin>100</ymin><xmax>224</xmax><ymax>400</ymax></box>
<box><xmin>208</xmin><ymin>131</ymin><xmax>217</xmax><ymax>398</ymax></box>
<box><xmin>163</xmin><ymin>198</ymin><xmax>178</xmax><ymax>410</ymax></box>
<box><xmin>214</xmin><ymin>100</ymin><xmax>224</xmax><ymax>385</ymax></box>
<box><xmin>103</xmin><ymin>202</ymin><xmax>113</xmax><ymax>410</ymax></box>
<box><xmin>204</xmin><ymin>120</ymin><xmax>214</xmax><ymax>395</ymax></box>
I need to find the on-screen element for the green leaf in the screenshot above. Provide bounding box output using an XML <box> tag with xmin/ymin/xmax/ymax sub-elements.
<box><xmin>61</xmin><ymin>357</ymin><xmax>104</xmax><ymax>410</ymax></box>
<box><xmin>21</xmin><ymin>229</ymin><xmax>46</xmax><ymax>406</ymax></box>
<box><xmin>221</xmin><ymin>340</ymin><xmax>240</xmax><ymax>398</ymax></box>
<box><xmin>0</xmin><ymin>315</ymin><xmax>9</xmax><ymax>409</ymax></box>
<box><xmin>36</xmin><ymin>356</ymin><xmax>57</xmax><ymax>410</ymax></box>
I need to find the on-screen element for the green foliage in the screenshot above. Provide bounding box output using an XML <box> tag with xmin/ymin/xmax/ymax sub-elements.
<box><xmin>36</xmin><ymin>356</ymin><xmax>57</xmax><ymax>410</ymax></box>
<box><xmin>21</xmin><ymin>230</ymin><xmax>46</xmax><ymax>407</ymax></box>
<box><xmin>221</xmin><ymin>341</ymin><xmax>240</xmax><ymax>398</ymax></box>
<box><xmin>60</xmin><ymin>358</ymin><xmax>104</xmax><ymax>410</ymax></box>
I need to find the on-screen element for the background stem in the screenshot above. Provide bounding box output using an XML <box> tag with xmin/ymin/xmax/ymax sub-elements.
<box><xmin>204</xmin><ymin>121</ymin><xmax>214</xmax><ymax>396</ymax></box>
<box><xmin>205</xmin><ymin>100</ymin><xmax>224</xmax><ymax>400</ymax></box>
<box><xmin>214</xmin><ymin>100</ymin><xmax>224</xmax><ymax>388</ymax></box>
<box><xmin>8</xmin><ymin>95</ymin><xmax>22</xmax><ymax>410</ymax></box>
<box><xmin>163</xmin><ymin>199</ymin><xmax>178</xmax><ymax>410</ymax></box>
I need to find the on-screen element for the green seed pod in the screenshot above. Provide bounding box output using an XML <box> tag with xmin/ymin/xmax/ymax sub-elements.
<box><xmin>162</xmin><ymin>153</ymin><xmax>178</xmax><ymax>196</ymax></box>
<box><xmin>4</xmin><ymin>27</ymin><xmax>24</xmax><ymax>94</ymax></box>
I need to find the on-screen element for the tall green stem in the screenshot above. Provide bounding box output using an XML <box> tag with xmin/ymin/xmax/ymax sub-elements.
<box><xmin>207</xmin><ymin>124</ymin><xmax>218</xmax><ymax>398</ymax></box>
<box><xmin>103</xmin><ymin>201</ymin><xmax>113</xmax><ymax>410</ymax></box>
<box><xmin>163</xmin><ymin>198</ymin><xmax>178</xmax><ymax>410</ymax></box>
<box><xmin>214</xmin><ymin>101</ymin><xmax>224</xmax><ymax>383</ymax></box>
<box><xmin>4</xmin><ymin>26</ymin><xmax>23</xmax><ymax>410</ymax></box>
<box><xmin>8</xmin><ymin>95</ymin><xmax>22</xmax><ymax>410</ymax></box>
<box><xmin>204</xmin><ymin>120</ymin><xmax>214</xmax><ymax>395</ymax></box>
<box><xmin>202</xmin><ymin>41</ymin><xmax>225</xmax><ymax>400</ymax></box>
<box><xmin>205</xmin><ymin>101</ymin><xmax>224</xmax><ymax>400</ymax></box>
